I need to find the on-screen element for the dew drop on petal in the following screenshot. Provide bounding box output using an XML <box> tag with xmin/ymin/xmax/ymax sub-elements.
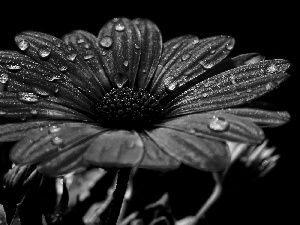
<box><xmin>209</xmin><ymin>47</ymin><xmax>216</xmax><ymax>54</ymax></box>
<box><xmin>52</xmin><ymin>137</ymin><xmax>63</xmax><ymax>145</ymax></box>
<box><xmin>226</xmin><ymin>38</ymin><xmax>235</xmax><ymax>50</ymax></box>
<box><xmin>99</xmin><ymin>36</ymin><xmax>113</xmax><ymax>48</ymax></box>
<box><xmin>265</xmin><ymin>82</ymin><xmax>276</xmax><ymax>90</ymax></box>
<box><xmin>18</xmin><ymin>39</ymin><xmax>29</xmax><ymax>51</ymax></box>
<box><xmin>208</xmin><ymin>116</ymin><xmax>229</xmax><ymax>132</ymax></box>
<box><xmin>115</xmin><ymin>23</ymin><xmax>125</xmax><ymax>32</ymax></box>
<box><xmin>84</xmin><ymin>43</ymin><xmax>90</xmax><ymax>49</ymax></box>
<box><xmin>32</xmin><ymin>87</ymin><xmax>50</xmax><ymax>97</ymax></box>
<box><xmin>114</xmin><ymin>73</ymin><xmax>128</xmax><ymax>88</ymax></box>
<box><xmin>17</xmin><ymin>92</ymin><xmax>39</xmax><ymax>103</ymax></box>
<box><xmin>142</xmin><ymin>69</ymin><xmax>147</xmax><ymax>74</ymax></box>
<box><xmin>77</xmin><ymin>38</ymin><xmax>84</xmax><ymax>44</ymax></box>
<box><xmin>84</xmin><ymin>54</ymin><xmax>94</xmax><ymax>60</ymax></box>
<box><xmin>30</xmin><ymin>109</ymin><xmax>38</xmax><ymax>115</ymax></box>
<box><xmin>266</xmin><ymin>64</ymin><xmax>277</xmax><ymax>73</ymax></box>
<box><xmin>201</xmin><ymin>61</ymin><xmax>213</xmax><ymax>69</ymax></box>
<box><xmin>181</xmin><ymin>54</ymin><xmax>190</xmax><ymax>61</ymax></box>
<box><xmin>59</xmin><ymin>65</ymin><xmax>68</xmax><ymax>73</ymax></box>
<box><xmin>0</xmin><ymin>73</ymin><xmax>8</xmax><ymax>84</ymax></box>
<box><xmin>0</xmin><ymin>111</ymin><xmax>7</xmax><ymax>116</ymax></box>
<box><xmin>165</xmin><ymin>82</ymin><xmax>177</xmax><ymax>92</ymax></box>
<box><xmin>38</xmin><ymin>47</ymin><xmax>51</xmax><ymax>59</ymax></box>
<box><xmin>202</xmin><ymin>93</ymin><xmax>208</xmax><ymax>98</ymax></box>
<box><xmin>6</xmin><ymin>64</ymin><xmax>21</xmax><ymax>71</ymax></box>
<box><xmin>49</xmin><ymin>125</ymin><xmax>61</xmax><ymax>134</ymax></box>
<box><xmin>66</xmin><ymin>53</ymin><xmax>77</xmax><ymax>62</ymax></box>
<box><xmin>134</xmin><ymin>43</ymin><xmax>140</xmax><ymax>49</ymax></box>
<box><xmin>246</xmin><ymin>88</ymin><xmax>252</xmax><ymax>93</ymax></box>
<box><xmin>123</xmin><ymin>60</ymin><xmax>129</xmax><ymax>68</ymax></box>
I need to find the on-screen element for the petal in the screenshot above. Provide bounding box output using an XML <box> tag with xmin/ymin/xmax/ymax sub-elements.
<box><xmin>139</xmin><ymin>134</ymin><xmax>180</xmax><ymax>170</ymax></box>
<box><xmin>97</xmin><ymin>18</ymin><xmax>141</xmax><ymax>88</ymax></box>
<box><xmin>0</xmin><ymin>121</ymin><xmax>58</xmax><ymax>142</ymax></box>
<box><xmin>10</xmin><ymin>123</ymin><xmax>103</xmax><ymax>164</ymax></box>
<box><xmin>150</xmin><ymin>35</ymin><xmax>235</xmax><ymax>96</ymax></box>
<box><xmin>0</xmin><ymin>51</ymin><xmax>93</xmax><ymax>112</ymax></box>
<box><xmin>15</xmin><ymin>32</ymin><xmax>104</xmax><ymax>100</ymax></box>
<box><xmin>158</xmin><ymin>112</ymin><xmax>264</xmax><ymax>144</ymax></box>
<box><xmin>146</xmin><ymin>128</ymin><xmax>230</xmax><ymax>171</ymax></box>
<box><xmin>132</xmin><ymin>19</ymin><xmax>162</xmax><ymax>89</ymax></box>
<box><xmin>62</xmin><ymin>30</ymin><xmax>111</xmax><ymax>92</ymax></box>
<box><xmin>218</xmin><ymin>108</ymin><xmax>290</xmax><ymax>127</ymax></box>
<box><xmin>85</xmin><ymin>130</ymin><xmax>144</xmax><ymax>167</ymax></box>
<box><xmin>0</xmin><ymin>92</ymin><xmax>90</xmax><ymax>122</ymax></box>
<box><xmin>168</xmin><ymin>59</ymin><xmax>290</xmax><ymax>115</ymax></box>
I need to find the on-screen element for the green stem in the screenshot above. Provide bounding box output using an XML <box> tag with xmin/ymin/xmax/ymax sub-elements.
<box><xmin>105</xmin><ymin>168</ymin><xmax>131</xmax><ymax>225</ymax></box>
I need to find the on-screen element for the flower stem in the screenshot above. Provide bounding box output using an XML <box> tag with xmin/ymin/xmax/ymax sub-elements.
<box><xmin>105</xmin><ymin>168</ymin><xmax>131</xmax><ymax>225</ymax></box>
<box><xmin>194</xmin><ymin>172</ymin><xmax>223</xmax><ymax>220</ymax></box>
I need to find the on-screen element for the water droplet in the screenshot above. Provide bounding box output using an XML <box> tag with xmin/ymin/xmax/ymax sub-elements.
<box><xmin>165</xmin><ymin>82</ymin><xmax>177</xmax><ymax>92</ymax></box>
<box><xmin>32</xmin><ymin>87</ymin><xmax>50</xmax><ymax>97</ymax></box>
<box><xmin>134</xmin><ymin>43</ymin><xmax>140</xmax><ymax>49</ymax></box>
<box><xmin>0</xmin><ymin>73</ymin><xmax>8</xmax><ymax>84</ymax></box>
<box><xmin>208</xmin><ymin>116</ymin><xmax>229</xmax><ymax>132</ymax></box>
<box><xmin>17</xmin><ymin>92</ymin><xmax>39</xmax><ymax>103</ymax></box>
<box><xmin>115</xmin><ymin>23</ymin><xmax>125</xmax><ymax>32</ymax></box>
<box><xmin>265</xmin><ymin>82</ymin><xmax>275</xmax><ymax>90</ymax></box>
<box><xmin>114</xmin><ymin>73</ymin><xmax>128</xmax><ymax>88</ymax></box>
<box><xmin>225</xmin><ymin>38</ymin><xmax>235</xmax><ymax>50</ymax></box>
<box><xmin>54</xmin><ymin>88</ymin><xmax>59</xmax><ymax>94</ymax></box>
<box><xmin>123</xmin><ymin>60</ymin><xmax>129</xmax><ymax>67</ymax></box>
<box><xmin>49</xmin><ymin>125</ymin><xmax>61</xmax><ymax>134</ymax></box>
<box><xmin>202</xmin><ymin>93</ymin><xmax>208</xmax><ymax>98</ymax></box>
<box><xmin>6</xmin><ymin>64</ymin><xmax>21</xmax><ymax>71</ymax></box>
<box><xmin>201</xmin><ymin>60</ymin><xmax>213</xmax><ymax>69</ymax></box>
<box><xmin>99</xmin><ymin>36</ymin><xmax>113</xmax><ymax>48</ymax></box>
<box><xmin>209</xmin><ymin>47</ymin><xmax>216</xmax><ymax>54</ymax></box>
<box><xmin>38</xmin><ymin>47</ymin><xmax>51</xmax><ymax>59</ymax></box>
<box><xmin>181</xmin><ymin>54</ymin><xmax>190</xmax><ymax>61</ymax></box>
<box><xmin>246</xmin><ymin>88</ymin><xmax>252</xmax><ymax>93</ymax></box>
<box><xmin>66</xmin><ymin>53</ymin><xmax>77</xmax><ymax>62</ymax></box>
<box><xmin>84</xmin><ymin>54</ymin><xmax>94</xmax><ymax>60</ymax></box>
<box><xmin>266</xmin><ymin>64</ymin><xmax>277</xmax><ymax>73</ymax></box>
<box><xmin>30</xmin><ymin>109</ymin><xmax>38</xmax><ymax>115</ymax></box>
<box><xmin>59</xmin><ymin>65</ymin><xmax>68</xmax><ymax>72</ymax></box>
<box><xmin>45</xmin><ymin>75</ymin><xmax>61</xmax><ymax>82</ymax></box>
<box><xmin>142</xmin><ymin>69</ymin><xmax>147</xmax><ymax>74</ymax></box>
<box><xmin>52</xmin><ymin>137</ymin><xmax>63</xmax><ymax>145</ymax></box>
<box><xmin>18</xmin><ymin>39</ymin><xmax>29</xmax><ymax>51</ymax></box>
<box><xmin>84</xmin><ymin>43</ymin><xmax>90</xmax><ymax>49</ymax></box>
<box><xmin>192</xmin><ymin>39</ymin><xmax>199</xmax><ymax>45</ymax></box>
<box><xmin>77</xmin><ymin>38</ymin><xmax>84</xmax><ymax>44</ymax></box>
<box><xmin>230</xmin><ymin>75</ymin><xmax>237</xmax><ymax>85</ymax></box>
<box><xmin>0</xmin><ymin>111</ymin><xmax>7</xmax><ymax>115</ymax></box>
<box><xmin>236</xmin><ymin>91</ymin><xmax>241</xmax><ymax>96</ymax></box>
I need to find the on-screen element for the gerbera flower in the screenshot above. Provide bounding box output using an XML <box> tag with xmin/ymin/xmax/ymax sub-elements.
<box><xmin>0</xmin><ymin>17</ymin><xmax>290</xmax><ymax>177</ymax></box>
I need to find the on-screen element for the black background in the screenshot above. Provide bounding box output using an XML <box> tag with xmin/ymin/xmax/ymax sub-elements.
<box><xmin>0</xmin><ymin>2</ymin><xmax>298</xmax><ymax>224</ymax></box>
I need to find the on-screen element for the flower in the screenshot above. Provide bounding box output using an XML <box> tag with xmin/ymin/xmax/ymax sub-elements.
<box><xmin>0</xmin><ymin>18</ymin><xmax>290</xmax><ymax>177</ymax></box>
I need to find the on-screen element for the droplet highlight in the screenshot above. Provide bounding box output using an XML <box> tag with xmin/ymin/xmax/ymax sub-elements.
<box><xmin>6</xmin><ymin>64</ymin><xmax>21</xmax><ymax>71</ymax></box>
<box><xmin>59</xmin><ymin>65</ymin><xmax>68</xmax><ymax>73</ymax></box>
<box><xmin>266</xmin><ymin>64</ymin><xmax>277</xmax><ymax>74</ymax></box>
<box><xmin>114</xmin><ymin>73</ymin><xmax>128</xmax><ymax>88</ymax></box>
<box><xmin>77</xmin><ymin>38</ymin><xmax>84</xmax><ymax>44</ymax></box>
<box><xmin>0</xmin><ymin>73</ymin><xmax>8</xmax><ymax>84</ymax></box>
<box><xmin>115</xmin><ymin>23</ymin><xmax>125</xmax><ymax>32</ymax></box>
<box><xmin>84</xmin><ymin>54</ymin><xmax>94</xmax><ymax>60</ymax></box>
<box><xmin>17</xmin><ymin>92</ymin><xmax>39</xmax><ymax>103</ymax></box>
<box><xmin>38</xmin><ymin>47</ymin><xmax>51</xmax><ymax>59</ymax></box>
<box><xmin>52</xmin><ymin>137</ymin><xmax>63</xmax><ymax>145</ymax></box>
<box><xmin>66</xmin><ymin>53</ymin><xmax>77</xmax><ymax>62</ymax></box>
<box><xmin>225</xmin><ymin>38</ymin><xmax>235</xmax><ymax>50</ymax></box>
<box><xmin>99</xmin><ymin>36</ymin><xmax>113</xmax><ymax>48</ymax></box>
<box><xmin>208</xmin><ymin>116</ymin><xmax>229</xmax><ymax>132</ymax></box>
<box><xmin>18</xmin><ymin>40</ymin><xmax>29</xmax><ymax>51</ymax></box>
<box><xmin>181</xmin><ymin>54</ymin><xmax>190</xmax><ymax>61</ymax></box>
<box><xmin>49</xmin><ymin>125</ymin><xmax>61</xmax><ymax>134</ymax></box>
<box><xmin>32</xmin><ymin>87</ymin><xmax>50</xmax><ymax>97</ymax></box>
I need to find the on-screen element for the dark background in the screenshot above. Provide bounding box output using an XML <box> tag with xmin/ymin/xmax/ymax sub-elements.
<box><xmin>0</xmin><ymin>2</ymin><xmax>298</xmax><ymax>225</ymax></box>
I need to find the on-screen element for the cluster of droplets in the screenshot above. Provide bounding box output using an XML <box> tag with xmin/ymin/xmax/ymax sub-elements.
<box><xmin>93</xmin><ymin>87</ymin><xmax>164</xmax><ymax>130</ymax></box>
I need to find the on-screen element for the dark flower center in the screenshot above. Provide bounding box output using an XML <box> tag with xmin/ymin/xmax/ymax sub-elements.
<box><xmin>93</xmin><ymin>88</ymin><xmax>164</xmax><ymax>130</ymax></box>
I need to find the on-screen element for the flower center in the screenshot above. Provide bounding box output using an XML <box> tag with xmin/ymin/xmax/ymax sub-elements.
<box><xmin>93</xmin><ymin>88</ymin><xmax>164</xmax><ymax>130</ymax></box>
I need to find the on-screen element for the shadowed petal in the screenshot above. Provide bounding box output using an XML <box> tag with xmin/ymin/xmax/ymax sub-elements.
<box><xmin>15</xmin><ymin>32</ymin><xmax>104</xmax><ymax>100</ymax></box>
<box><xmin>85</xmin><ymin>130</ymin><xmax>144</xmax><ymax>167</ymax></box>
<box><xmin>0</xmin><ymin>121</ymin><xmax>58</xmax><ymax>142</ymax></box>
<box><xmin>97</xmin><ymin>18</ymin><xmax>141</xmax><ymax>88</ymax></box>
<box><xmin>167</xmin><ymin>59</ymin><xmax>290</xmax><ymax>115</ymax></box>
<box><xmin>150</xmin><ymin>35</ymin><xmax>235</xmax><ymax>96</ymax></box>
<box><xmin>146</xmin><ymin>128</ymin><xmax>230</xmax><ymax>171</ymax></box>
<box><xmin>0</xmin><ymin>92</ymin><xmax>90</xmax><ymax>122</ymax></box>
<box><xmin>0</xmin><ymin>51</ymin><xmax>94</xmax><ymax>112</ymax></box>
<box><xmin>63</xmin><ymin>30</ymin><xmax>112</xmax><ymax>92</ymax></box>
<box><xmin>132</xmin><ymin>19</ymin><xmax>162</xmax><ymax>89</ymax></box>
<box><xmin>158</xmin><ymin>112</ymin><xmax>264</xmax><ymax>144</ymax></box>
<box><xmin>218</xmin><ymin>108</ymin><xmax>290</xmax><ymax>127</ymax></box>
<box><xmin>10</xmin><ymin>123</ymin><xmax>103</xmax><ymax>164</ymax></box>
<box><xmin>139</xmin><ymin>134</ymin><xmax>180</xmax><ymax>170</ymax></box>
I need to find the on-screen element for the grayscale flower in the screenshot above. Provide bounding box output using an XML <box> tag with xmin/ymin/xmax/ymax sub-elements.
<box><xmin>0</xmin><ymin>18</ymin><xmax>290</xmax><ymax>177</ymax></box>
